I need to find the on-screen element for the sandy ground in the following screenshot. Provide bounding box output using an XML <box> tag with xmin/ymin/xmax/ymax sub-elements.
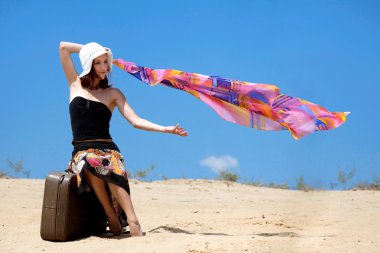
<box><xmin>0</xmin><ymin>178</ymin><xmax>379</xmax><ymax>253</ymax></box>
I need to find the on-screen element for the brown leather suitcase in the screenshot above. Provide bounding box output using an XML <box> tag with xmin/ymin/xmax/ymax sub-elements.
<box><xmin>40</xmin><ymin>172</ymin><xmax>107</xmax><ymax>241</ymax></box>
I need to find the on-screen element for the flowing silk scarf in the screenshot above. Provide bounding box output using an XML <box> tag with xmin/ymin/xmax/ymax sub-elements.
<box><xmin>113</xmin><ymin>59</ymin><xmax>349</xmax><ymax>140</ymax></box>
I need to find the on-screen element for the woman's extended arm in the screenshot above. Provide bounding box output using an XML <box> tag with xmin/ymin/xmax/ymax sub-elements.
<box><xmin>59</xmin><ymin>41</ymin><xmax>83</xmax><ymax>85</ymax></box>
<box><xmin>114</xmin><ymin>89</ymin><xmax>188</xmax><ymax>137</ymax></box>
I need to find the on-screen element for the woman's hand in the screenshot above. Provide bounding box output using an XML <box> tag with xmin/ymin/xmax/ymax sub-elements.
<box><xmin>164</xmin><ymin>124</ymin><xmax>188</xmax><ymax>137</ymax></box>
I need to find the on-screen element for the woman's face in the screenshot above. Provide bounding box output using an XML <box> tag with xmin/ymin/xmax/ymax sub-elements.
<box><xmin>92</xmin><ymin>53</ymin><xmax>109</xmax><ymax>80</ymax></box>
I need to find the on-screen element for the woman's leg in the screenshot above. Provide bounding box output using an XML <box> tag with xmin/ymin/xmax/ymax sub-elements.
<box><xmin>84</xmin><ymin>170</ymin><xmax>122</xmax><ymax>235</ymax></box>
<box><xmin>107</xmin><ymin>182</ymin><xmax>143</xmax><ymax>236</ymax></box>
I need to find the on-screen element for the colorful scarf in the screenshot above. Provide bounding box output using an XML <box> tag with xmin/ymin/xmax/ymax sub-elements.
<box><xmin>113</xmin><ymin>59</ymin><xmax>349</xmax><ymax>140</ymax></box>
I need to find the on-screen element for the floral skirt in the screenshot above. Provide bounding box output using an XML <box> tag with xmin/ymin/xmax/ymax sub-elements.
<box><xmin>68</xmin><ymin>141</ymin><xmax>130</xmax><ymax>224</ymax></box>
<box><xmin>68</xmin><ymin>141</ymin><xmax>130</xmax><ymax>195</ymax></box>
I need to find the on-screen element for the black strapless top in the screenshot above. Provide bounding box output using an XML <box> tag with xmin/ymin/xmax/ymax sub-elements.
<box><xmin>69</xmin><ymin>96</ymin><xmax>112</xmax><ymax>142</ymax></box>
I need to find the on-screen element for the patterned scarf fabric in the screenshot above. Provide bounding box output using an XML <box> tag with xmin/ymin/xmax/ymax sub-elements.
<box><xmin>113</xmin><ymin>59</ymin><xmax>349</xmax><ymax>140</ymax></box>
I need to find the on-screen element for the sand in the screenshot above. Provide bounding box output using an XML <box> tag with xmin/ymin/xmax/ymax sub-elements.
<box><xmin>0</xmin><ymin>178</ymin><xmax>379</xmax><ymax>253</ymax></box>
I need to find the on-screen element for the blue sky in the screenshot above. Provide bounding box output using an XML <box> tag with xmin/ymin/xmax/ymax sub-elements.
<box><xmin>0</xmin><ymin>0</ymin><xmax>379</xmax><ymax>189</ymax></box>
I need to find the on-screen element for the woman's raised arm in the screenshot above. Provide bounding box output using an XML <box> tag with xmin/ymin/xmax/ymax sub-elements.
<box><xmin>59</xmin><ymin>41</ymin><xmax>83</xmax><ymax>85</ymax></box>
<box><xmin>114</xmin><ymin>89</ymin><xmax>188</xmax><ymax>137</ymax></box>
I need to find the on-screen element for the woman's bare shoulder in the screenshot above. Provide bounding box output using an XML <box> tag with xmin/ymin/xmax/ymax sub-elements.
<box><xmin>108</xmin><ymin>87</ymin><xmax>125</xmax><ymax>97</ymax></box>
<box><xmin>108</xmin><ymin>87</ymin><xmax>126</xmax><ymax>104</ymax></box>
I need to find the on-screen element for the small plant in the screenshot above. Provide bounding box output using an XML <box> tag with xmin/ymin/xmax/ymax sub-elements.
<box><xmin>133</xmin><ymin>165</ymin><xmax>155</xmax><ymax>180</ymax></box>
<box><xmin>337</xmin><ymin>168</ymin><xmax>355</xmax><ymax>190</ymax></box>
<box><xmin>271</xmin><ymin>182</ymin><xmax>289</xmax><ymax>190</ymax></box>
<box><xmin>354</xmin><ymin>176</ymin><xmax>380</xmax><ymax>191</ymax></box>
<box><xmin>296</xmin><ymin>175</ymin><xmax>311</xmax><ymax>191</ymax></box>
<box><xmin>0</xmin><ymin>169</ymin><xmax>9</xmax><ymax>178</ymax></box>
<box><xmin>0</xmin><ymin>159</ymin><xmax>30</xmax><ymax>178</ymax></box>
<box><xmin>244</xmin><ymin>179</ymin><xmax>264</xmax><ymax>187</ymax></box>
<box><xmin>243</xmin><ymin>179</ymin><xmax>288</xmax><ymax>189</ymax></box>
<box><xmin>331</xmin><ymin>168</ymin><xmax>355</xmax><ymax>190</ymax></box>
<box><xmin>217</xmin><ymin>170</ymin><xmax>239</xmax><ymax>182</ymax></box>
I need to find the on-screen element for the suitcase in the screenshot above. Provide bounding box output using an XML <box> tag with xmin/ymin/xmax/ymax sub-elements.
<box><xmin>40</xmin><ymin>172</ymin><xmax>107</xmax><ymax>241</ymax></box>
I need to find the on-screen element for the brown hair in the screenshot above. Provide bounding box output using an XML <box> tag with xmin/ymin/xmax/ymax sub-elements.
<box><xmin>80</xmin><ymin>66</ymin><xmax>112</xmax><ymax>90</ymax></box>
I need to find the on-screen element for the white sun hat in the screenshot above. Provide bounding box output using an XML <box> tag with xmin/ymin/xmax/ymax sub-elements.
<box><xmin>78</xmin><ymin>42</ymin><xmax>113</xmax><ymax>77</ymax></box>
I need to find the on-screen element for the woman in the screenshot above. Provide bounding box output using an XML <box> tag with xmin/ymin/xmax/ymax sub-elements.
<box><xmin>59</xmin><ymin>41</ymin><xmax>188</xmax><ymax>237</ymax></box>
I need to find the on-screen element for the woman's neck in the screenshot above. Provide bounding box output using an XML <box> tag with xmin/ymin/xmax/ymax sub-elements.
<box><xmin>88</xmin><ymin>85</ymin><xmax>101</xmax><ymax>91</ymax></box>
<box><xmin>90</xmin><ymin>78</ymin><xmax>101</xmax><ymax>90</ymax></box>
